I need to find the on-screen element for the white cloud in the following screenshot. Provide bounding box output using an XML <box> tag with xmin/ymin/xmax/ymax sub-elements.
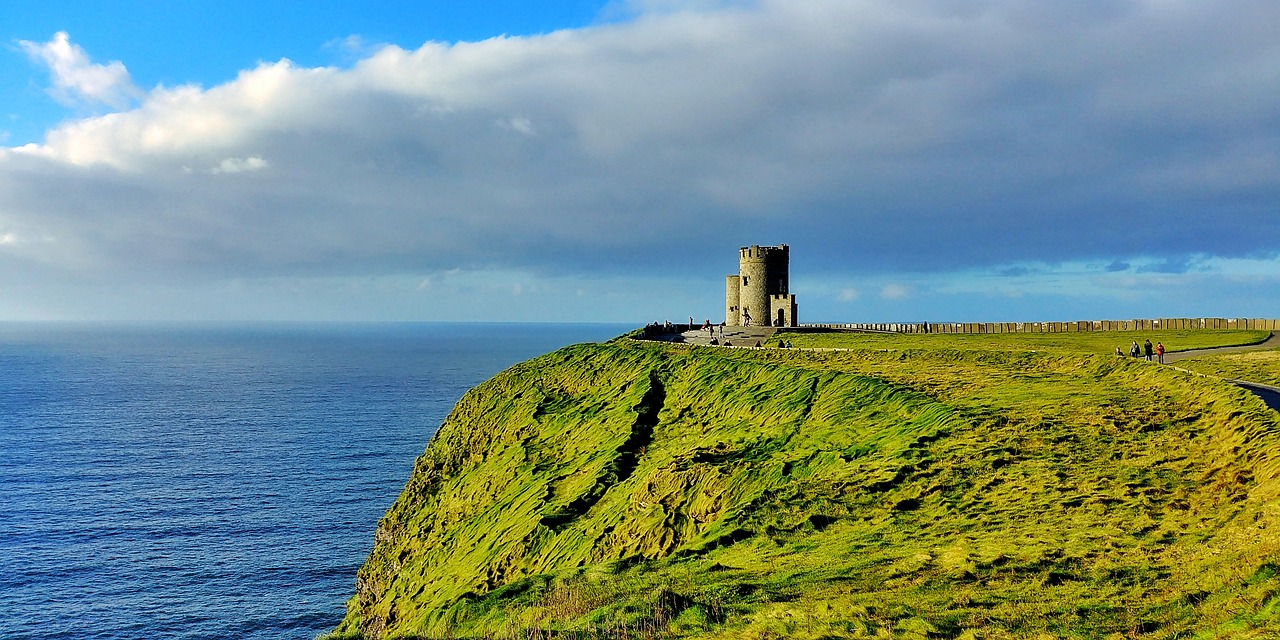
<box><xmin>212</xmin><ymin>156</ymin><xmax>269</xmax><ymax>174</ymax></box>
<box><xmin>20</xmin><ymin>32</ymin><xmax>142</xmax><ymax>109</ymax></box>
<box><xmin>325</xmin><ymin>35</ymin><xmax>370</xmax><ymax>55</ymax></box>
<box><xmin>837</xmin><ymin>287</ymin><xmax>859</xmax><ymax>302</ymax></box>
<box><xmin>881</xmin><ymin>284</ymin><xmax>910</xmax><ymax>300</ymax></box>
<box><xmin>498</xmin><ymin>116</ymin><xmax>536</xmax><ymax>135</ymax></box>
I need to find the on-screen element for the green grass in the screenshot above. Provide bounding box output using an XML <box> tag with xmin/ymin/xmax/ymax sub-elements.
<box><xmin>1177</xmin><ymin>349</ymin><xmax>1280</xmax><ymax>387</ymax></box>
<box><xmin>767</xmin><ymin>329</ymin><xmax>1271</xmax><ymax>355</ymax></box>
<box><xmin>331</xmin><ymin>334</ymin><xmax>1280</xmax><ymax>640</ymax></box>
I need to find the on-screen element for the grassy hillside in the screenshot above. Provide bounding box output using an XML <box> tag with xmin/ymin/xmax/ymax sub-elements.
<box><xmin>328</xmin><ymin>334</ymin><xmax>1280</xmax><ymax>639</ymax></box>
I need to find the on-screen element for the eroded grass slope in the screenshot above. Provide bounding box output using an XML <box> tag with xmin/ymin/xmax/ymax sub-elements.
<box><xmin>331</xmin><ymin>339</ymin><xmax>1280</xmax><ymax>639</ymax></box>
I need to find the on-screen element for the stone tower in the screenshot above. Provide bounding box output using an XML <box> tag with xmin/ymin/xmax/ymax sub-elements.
<box><xmin>725</xmin><ymin>244</ymin><xmax>798</xmax><ymax>327</ymax></box>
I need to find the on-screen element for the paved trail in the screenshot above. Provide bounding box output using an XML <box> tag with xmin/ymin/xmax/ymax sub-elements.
<box><xmin>1161</xmin><ymin>331</ymin><xmax>1280</xmax><ymax>411</ymax></box>
<box><xmin>1163</xmin><ymin>331</ymin><xmax>1280</xmax><ymax>363</ymax></box>
<box><xmin>1233</xmin><ymin>382</ymin><xmax>1280</xmax><ymax>411</ymax></box>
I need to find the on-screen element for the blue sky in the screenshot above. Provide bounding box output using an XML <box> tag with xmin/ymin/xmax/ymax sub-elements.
<box><xmin>2</xmin><ymin>1</ymin><xmax>1278</xmax><ymax>323</ymax></box>
<box><xmin>3</xmin><ymin>1</ymin><xmax>611</xmax><ymax>144</ymax></box>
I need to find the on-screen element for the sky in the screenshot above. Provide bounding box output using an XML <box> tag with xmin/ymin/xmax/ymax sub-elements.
<box><xmin>1</xmin><ymin>0</ymin><xmax>1278</xmax><ymax>323</ymax></box>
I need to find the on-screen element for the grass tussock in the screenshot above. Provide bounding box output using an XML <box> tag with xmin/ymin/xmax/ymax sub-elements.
<box><xmin>331</xmin><ymin>335</ymin><xmax>1280</xmax><ymax>640</ymax></box>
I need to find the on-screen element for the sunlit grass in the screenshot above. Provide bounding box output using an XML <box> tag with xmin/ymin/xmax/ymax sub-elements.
<box><xmin>332</xmin><ymin>335</ymin><xmax>1280</xmax><ymax>639</ymax></box>
<box><xmin>1176</xmin><ymin>349</ymin><xmax>1280</xmax><ymax>387</ymax></box>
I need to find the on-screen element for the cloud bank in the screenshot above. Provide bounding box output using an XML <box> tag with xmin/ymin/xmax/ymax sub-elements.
<box><xmin>3</xmin><ymin>0</ymin><xmax>1278</xmax><ymax>320</ymax></box>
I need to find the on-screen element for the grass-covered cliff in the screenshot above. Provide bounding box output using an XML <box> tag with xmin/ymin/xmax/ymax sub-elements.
<box><xmin>329</xmin><ymin>332</ymin><xmax>1280</xmax><ymax>639</ymax></box>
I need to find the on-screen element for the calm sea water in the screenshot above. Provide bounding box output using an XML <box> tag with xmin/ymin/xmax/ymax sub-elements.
<box><xmin>0</xmin><ymin>322</ymin><xmax>629</xmax><ymax>640</ymax></box>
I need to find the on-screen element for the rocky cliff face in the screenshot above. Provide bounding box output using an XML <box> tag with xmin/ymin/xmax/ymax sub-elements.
<box><xmin>332</xmin><ymin>340</ymin><xmax>1280</xmax><ymax>639</ymax></box>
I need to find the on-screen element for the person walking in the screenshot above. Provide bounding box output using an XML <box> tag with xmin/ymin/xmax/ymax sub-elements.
<box><xmin>1130</xmin><ymin>341</ymin><xmax>1141</xmax><ymax>358</ymax></box>
<box><xmin>1143</xmin><ymin>339</ymin><xmax>1154</xmax><ymax>361</ymax></box>
<box><xmin>1156</xmin><ymin>341</ymin><xmax>1165</xmax><ymax>364</ymax></box>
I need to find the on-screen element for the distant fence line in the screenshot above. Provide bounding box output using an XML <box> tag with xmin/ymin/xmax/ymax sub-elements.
<box><xmin>799</xmin><ymin>318</ymin><xmax>1280</xmax><ymax>335</ymax></box>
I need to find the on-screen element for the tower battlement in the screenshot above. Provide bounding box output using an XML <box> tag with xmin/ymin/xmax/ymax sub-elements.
<box><xmin>739</xmin><ymin>244</ymin><xmax>788</xmax><ymax>261</ymax></box>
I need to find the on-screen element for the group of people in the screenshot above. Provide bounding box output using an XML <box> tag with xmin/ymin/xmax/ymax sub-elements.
<box><xmin>1117</xmin><ymin>338</ymin><xmax>1165</xmax><ymax>363</ymax></box>
<box><xmin>700</xmin><ymin>318</ymin><xmax>726</xmax><ymax>341</ymax></box>
<box><xmin>698</xmin><ymin>318</ymin><xmax>772</xmax><ymax>348</ymax></box>
<box><xmin>640</xmin><ymin>320</ymin><xmax>685</xmax><ymax>339</ymax></box>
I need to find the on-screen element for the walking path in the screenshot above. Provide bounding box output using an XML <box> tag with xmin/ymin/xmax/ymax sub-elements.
<box><xmin>1161</xmin><ymin>331</ymin><xmax>1280</xmax><ymax>411</ymax></box>
<box><xmin>1232</xmin><ymin>381</ymin><xmax>1280</xmax><ymax>412</ymax></box>
<box><xmin>1162</xmin><ymin>331</ymin><xmax>1280</xmax><ymax>363</ymax></box>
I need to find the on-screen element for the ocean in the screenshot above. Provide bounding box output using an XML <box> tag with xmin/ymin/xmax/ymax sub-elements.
<box><xmin>0</xmin><ymin>322</ymin><xmax>630</xmax><ymax>640</ymax></box>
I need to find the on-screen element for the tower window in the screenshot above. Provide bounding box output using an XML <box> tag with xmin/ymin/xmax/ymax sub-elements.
<box><xmin>742</xmin><ymin>276</ymin><xmax>749</xmax><ymax>286</ymax></box>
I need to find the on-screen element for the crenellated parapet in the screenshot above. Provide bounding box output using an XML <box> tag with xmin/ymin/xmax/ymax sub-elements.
<box><xmin>726</xmin><ymin>244</ymin><xmax>797</xmax><ymax>327</ymax></box>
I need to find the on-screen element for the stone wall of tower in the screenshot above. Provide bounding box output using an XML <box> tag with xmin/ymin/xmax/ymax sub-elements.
<box><xmin>738</xmin><ymin>246</ymin><xmax>770</xmax><ymax>326</ymax></box>
<box><xmin>765</xmin><ymin>247</ymin><xmax>789</xmax><ymax>298</ymax></box>
<box><xmin>770</xmin><ymin>293</ymin><xmax>798</xmax><ymax>327</ymax></box>
<box><xmin>725</xmin><ymin>275</ymin><xmax>741</xmax><ymax>326</ymax></box>
<box><xmin>725</xmin><ymin>244</ymin><xmax>792</xmax><ymax>327</ymax></box>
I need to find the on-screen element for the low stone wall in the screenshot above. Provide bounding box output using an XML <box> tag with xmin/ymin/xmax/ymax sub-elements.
<box><xmin>801</xmin><ymin>318</ymin><xmax>1280</xmax><ymax>335</ymax></box>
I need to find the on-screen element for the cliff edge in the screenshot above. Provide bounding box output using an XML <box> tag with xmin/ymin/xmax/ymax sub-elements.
<box><xmin>331</xmin><ymin>339</ymin><xmax>1280</xmax><ymax>639</ymax></box>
